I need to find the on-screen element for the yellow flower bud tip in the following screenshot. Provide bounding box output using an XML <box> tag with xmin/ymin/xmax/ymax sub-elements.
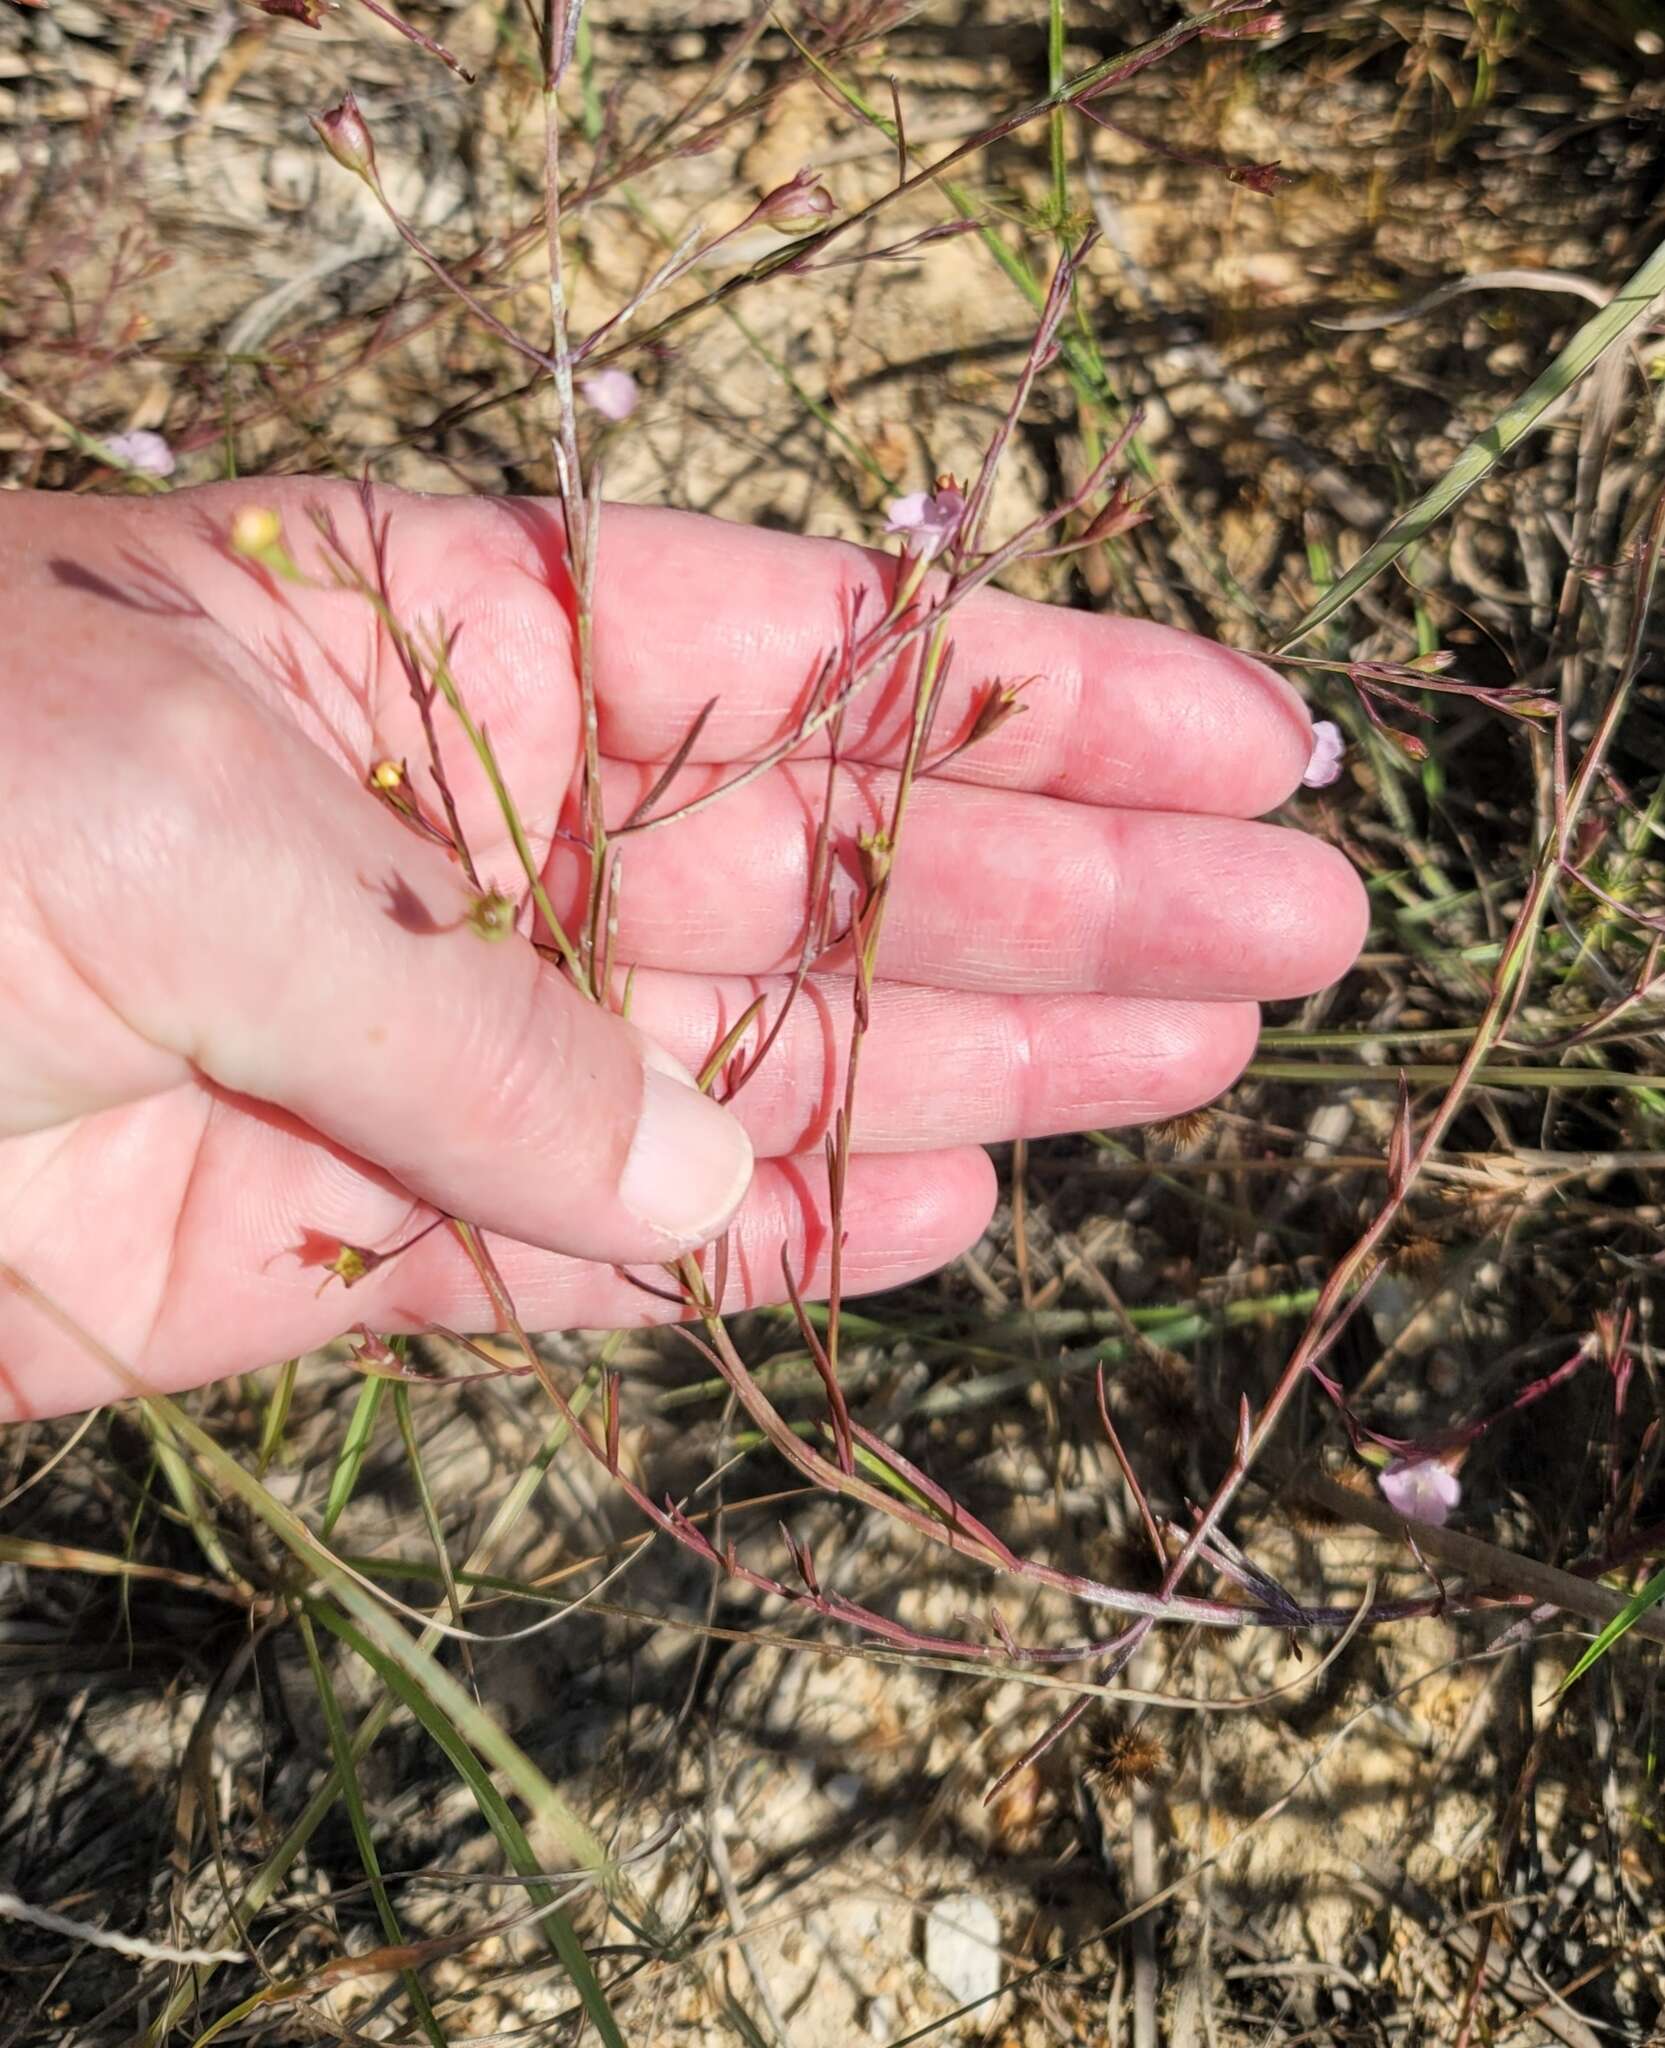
<box><xmin>230</xmin><ymin>505</ymin><xmax>282</xmax><ymax>557</ymax></box>
<box><xmin>370</xmin><ymin>757</ymin><xmax>406</xmax><ymax>791</ymax></box>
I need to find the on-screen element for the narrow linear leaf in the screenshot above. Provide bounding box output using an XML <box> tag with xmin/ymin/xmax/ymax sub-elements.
<box><xmin>139</xmin><ymin>1390</ymin><xmax>616</xmax><ymax>1877</ymax></box>
<box><xmin>1279</xmin><ymin>230</ymin><xmax>1665</xmax><ymax>648</ymax></box>
<box><xmin>1559</xmin><ymin>1564</ymin><xmax>1665</xmax><ymax>1693</ymax></box>
<box><xmin>321</xmin><ymin>1375</ymin><xmax>385</xmax><ymax>1541</ymax></box>
<box><xmin>295</xmin><ymin>1610</ymin><xmax>447</xmax><ymax>2048</ymax></box>
<box><xmin>306</xmin><ymin>1598</ymin><xmax>628</xmax><ymax>2048</ymax></box>
<box><xmin>138</xmin><ymin>1388</ymin><xmax>601</xmax><ymax>2044</ymax></box>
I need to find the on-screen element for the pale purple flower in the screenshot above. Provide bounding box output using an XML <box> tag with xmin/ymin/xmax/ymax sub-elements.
<box><xmin>104</xmin><ymin>429</ymin><xmax>175</xmax><ymax>478</ymax></box>
<box><xmin>884</xmin><ymin>484</ymin><xmax>966</xmax><ymax>563</ymax></box>
<box><xmin>1302</xmin><ymin>718</ymin><xmax>1345</xmax><ymax>789</ymax></box>
<box><xmin>1378</xmin><ymin>1457</ymin><xmax>1460</xmax><ymax>1527</ymax></box>
<box><xmin>580</xmin><ymin>369</ymin><xmax>639</xmax><ymax>423</ymax></box>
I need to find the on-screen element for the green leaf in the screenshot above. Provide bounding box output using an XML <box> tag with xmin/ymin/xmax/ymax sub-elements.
<box><xmin>295</xmin><ymin>1609</ymin><xmax>448</xmax><ymax>2047</ymax></box>
<box><xmin>1279</xmin><ymin>230</ymin><xmax>1665</xmax><ymax>648</ymax></box>
<box><xmin>321</xmin><ymin>1374</ymin><xmax>384</xmax><ymax>1540</ymax></box>
<box><xmin>1559</xmin><ymin>1564</ymin><xmax>1665</xmax><ymax>1693</ymax></box>
<box><xmin>307</xmin><ymin>1597</ymin><xmax>629</xmax><ymax>2048</ymax></box>
<box><xmin>142</xmin><ymin>1389</ymin><xmax>602</xmax><ymax>2045</ymax></box>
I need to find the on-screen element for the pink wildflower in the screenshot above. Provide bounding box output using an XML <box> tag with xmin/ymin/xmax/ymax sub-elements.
<box><xmin>1302</xmin><ymin>719</ymin><xmax>1345</xmax><ymax>789</ymax></box>
<box><xmin>580</xmin><ymin>369</ymin><xmax>639</xmax><ymax>422</ymax></box>
<box><xmin>103</xmin><ymin>430</ymin><xmax>175</xmax><ymax>478</ymax></box>
<box><xmin>884</xmin><ymin>483</ymin><xmax>966</xmax><ymax>563</ymax></box>
<box><xmin>1378</xmin><ymin>1457</ymin><xmax>1460</xmax><ymax>1527</ymax></box>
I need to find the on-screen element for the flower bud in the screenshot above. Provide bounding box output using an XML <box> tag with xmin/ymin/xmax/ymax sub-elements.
<box><xmin>311</xmin><ymin>91</ymin><xmax>377</xmax><ymax>182</ymax></box>
<box><xmin>754</xmin><ymin>168</ymin><xmax>837</xmax><ymax>234</ymax></box>
<box><xmin>964</xmin><ymin>681</ymin><xmax>1028</xmax><ymax>748</ymax></box>
<box><xmin>256</xmin><ymin>0</ymin><xmax>331</xmax><ymax>23</ymax></box>
<box><xmin>231</xmin><ymin>505</ymin><xmax>280</xmax><ymax>555</ymax></box>
<box><xmin>1226</xmin><ymin>160</ymin><xmax>1286</xmax><ymax>194</ymax></box>
<box><xmin>855</xmin><ymin>825</ymin><xmax>893</xmax><ymax>894</ymax></box>
<box><xmin>229</xmin><ymin>504</ymin><xmax>303</xmax><ymax>581</ymax></box>
<box><xmin>1079</xmin><ymin>476</ymin><xmax>1148</xmax><ymax>546</ymax></box>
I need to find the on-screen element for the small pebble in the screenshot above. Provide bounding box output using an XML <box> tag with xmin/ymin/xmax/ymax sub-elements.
<box><xmin>923</xmin><ymin>1893</ymin><xmax>1000</xmax><ymax>2008</ymax></box>
<box><xmin>823</xmin><ymin>1772</ymin><xmax>864</xmax><ymax>1813</ymax></box>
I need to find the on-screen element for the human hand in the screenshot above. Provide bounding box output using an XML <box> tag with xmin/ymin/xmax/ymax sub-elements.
<box><xmin>0</xmin><ymin>479</ymin><xmax>1365</xmax><ymax>1420</ymax></box>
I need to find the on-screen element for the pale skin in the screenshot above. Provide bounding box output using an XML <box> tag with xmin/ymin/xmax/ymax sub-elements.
<box><xmin>0</xmin><ymin>480</ymin><xmax>1367</xmax><ymax>1421</ymax></box>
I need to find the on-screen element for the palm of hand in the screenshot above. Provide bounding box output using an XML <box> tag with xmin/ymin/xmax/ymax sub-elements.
<box><xmin>0</xmin><ymin>480</ymin><xmax>1363</xmax><ymax>1418</ymax></box>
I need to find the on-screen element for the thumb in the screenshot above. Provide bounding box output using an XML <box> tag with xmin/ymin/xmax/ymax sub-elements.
<box><xmin>62</xmin><ymin>685</ymin><xmax>755</xmax><ymax>1266</ymax></box>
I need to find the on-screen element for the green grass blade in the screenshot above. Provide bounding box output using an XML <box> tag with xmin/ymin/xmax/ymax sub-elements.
<box><xmin>139</xmin><ymin>1401</ymin><xmax>242</xmax><ymax>1587</ymax></box>
<box><xmin>306</xmin><ymin>1597</ymin><xmax>629</xmax><ymax>2048</ymax></box>
<box><xmin>255</xmin><ymin>1359</ymin><xmax>299</xmax><ymax>1477</ymax></box>
<box><xmin>295</xmin><ymin>1608</ymin><xmax>448</xmax><ymax>2046</ymax></box>
<box><xmin>1558</xmin><ymin>1564</ymin><xmax>1665</xmax><ymax>1692</ymax></box>
<box><xmin>142</xmin><ymin>1384</ymin><xmax>604</xmax><ymax>2044</ymax></box>
<box><xmin>1047</xmin><ymin>0</ymin><xmax>1068</xmax><ymax>222</ymax></box>
<box><xmin>1279</xmin><ymin>231</ymin><xmax>1665</xmax><ymax>648</ymax></box>
<box><xmin>321</xmin><ymin>1375</ymin><xmax>385</xmax><ymax>1541</ymax></box>
<box><xmin>1246</xmin><ymin>1059</ymin><xmax>1663</xmax><ymax>1092</ymax></box>
<box><xmin>392</xmin><ymin>1384</ymin><xmax>467</xmax><ymax>1638</ymax></box>
<box><xmin>143</xmin><ymin>1392</ymin><xmax>615</xmax><ymax>1874</ymax></box>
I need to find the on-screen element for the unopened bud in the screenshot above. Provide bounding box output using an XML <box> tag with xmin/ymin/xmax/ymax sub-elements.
<box><xmin>229</xmin><ymin>504</ymin><xmax>303</xmax><ymax>581</ymax></box>
<box><xmin>965</xmin><ymin>681</ymin><xmax>1029</xmax><ymax>748</ymax></box>
<box><xmin>256</xmin><ymin>0</ymin><xmax>331</xmax><ymax>23</ymax></box>
<box><xmin>754</xmin><ymin>167</ymin><xmax>837</xmax><ymax>234</ymax></box>
<box><xmin>231</xmin><ymin>505</ymin><xmax>280</xmax><ymax>555</ymax></box>
<box><xmin>311</xmin><ymin>91</ymin><xmax>377</xmax><ymax>182</ymax></box>
<box><xmin>855</xmin><ymin>825</ymin><xmax>893</xmax><ymax>893</ymax></box>
<box><xmin>1079</xmin><ymin>477</ymin><xmax>1149</xmax><ymax>547</ymax></box>
<box><xmin>1226</xmin><ymin>160</ymin><xmax>1286</xmax><ymax>194</ymax></box>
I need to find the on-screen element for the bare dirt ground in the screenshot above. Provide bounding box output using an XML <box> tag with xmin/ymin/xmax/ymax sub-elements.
<box><xmin>5</xmin><ymin>2</ymin><xmax>1665</xmax><ymax>2043</ymax></box>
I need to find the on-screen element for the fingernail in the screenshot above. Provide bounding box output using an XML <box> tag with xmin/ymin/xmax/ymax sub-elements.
<box><xmin>620</xmin><ymin>1064</ymin><xmax>754</xmax><ymax>1250</ymax></box>
<box><xmin>637</xmin><ymin>1035</ymin><xmax>700</xmax><ymax>1089</ymax></box>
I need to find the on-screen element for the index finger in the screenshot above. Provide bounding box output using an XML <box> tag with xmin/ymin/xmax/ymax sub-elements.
<box><xmin>584</xmin><ymin>505</ymin><xmax>1315</xmax><ymax>817</ymax></box>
